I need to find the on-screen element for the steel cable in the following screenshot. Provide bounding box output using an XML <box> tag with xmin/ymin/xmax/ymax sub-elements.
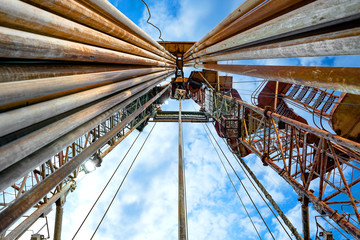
<box><xmin>200</xmin><ymin>122</ymin><xmax>263</xmax><ymax>240</ymax></box>
<box><xmin>90</xmin><ymin>123</ymin><xmax>157</xmax><ymax>239</ymax></box>
<box><xmin>221</xmin><ymin>138</ymin><xmax>299</xmax><ymax>239</ymax></box>
<box><xmin>71</xmin><ymin>131</ymin><xmax>142</xmax><ymax>239</ymax></box>
<box><xmin>204</xmin><ymin>123</ymin><xmax>276</xmax><ymax>240</ymax></box>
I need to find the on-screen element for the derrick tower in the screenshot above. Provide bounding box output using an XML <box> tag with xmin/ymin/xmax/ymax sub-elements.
<box><xmin>0</xmin><ymin>0</ymin><xmax>359</xmax><ymax>239</ymax></box>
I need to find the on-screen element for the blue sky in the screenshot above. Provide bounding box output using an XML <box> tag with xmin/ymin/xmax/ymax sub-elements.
<box><xmin>22</xmin><ymin>1</ymin><xmax>360</xmax><ymax>239</ymax></box>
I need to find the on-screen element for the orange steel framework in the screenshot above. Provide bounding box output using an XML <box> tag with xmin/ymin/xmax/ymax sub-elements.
<box><xmin>0</xmin><ymin>0</ymin><xmax>359</xmax><ymax>240</ymax></box>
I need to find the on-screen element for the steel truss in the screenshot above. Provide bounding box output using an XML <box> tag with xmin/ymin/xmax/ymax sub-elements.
<box><xmin>0</xmin><ymin>88</ymin><xmax>166</xmax><ymax>239</ymax></box>
<box><xmin>205</xmin><ymin>90</ymin><xmax>360</xmax><ymax>239</ymax></box>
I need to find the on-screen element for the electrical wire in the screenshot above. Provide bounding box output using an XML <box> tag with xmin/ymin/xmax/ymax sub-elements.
<box><xmin>204</xmin><ymin>123</ymin><xmax>276</xmax><ymax>240</ymax></box>
<box><xmin>141</xmin><ymin>0</ymin><xmax>164</xmax><ymax>42</ymax></box>
<box><xmin>90</xmin><ymin>123</ymin><xmax>157</xmax><ymax>239</ymax></box>
<box><xmin>200</xmin><ymin>123</ymin><xmax>262</xmax><ymax>240</ymax></box>
<box><xmin>72</xmin><ymin>131</ymin><xmax>142</xmax><ymax>239</ymax></box>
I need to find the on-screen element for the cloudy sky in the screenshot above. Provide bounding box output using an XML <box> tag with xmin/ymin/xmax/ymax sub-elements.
<box><xmin>21</xmin><ymin>0</ymin><xmax>360</xmax><ymax>239</ymax></box>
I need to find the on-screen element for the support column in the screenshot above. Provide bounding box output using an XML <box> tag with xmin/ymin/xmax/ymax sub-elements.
<box><xmin>54</xmin><ymin>198</ymin><xmax>64</xmax><ymax>240</ymax></box>
<box><xmin>301</xmin><ymin>196</ymin><xmax>310</xmax><ymax>240</ymax></box>
<box><xmin>178</xmin><ymin>98</ymin><xmax>187</xmax><ymax>240</ymax></box>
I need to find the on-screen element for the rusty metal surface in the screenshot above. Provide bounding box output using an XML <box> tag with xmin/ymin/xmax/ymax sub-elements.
<box><xmin>22</xmin><ymin>0</ymin><xmax>175</xmax><ymax>63</ymax></box>
<box><xmin>2</xmin><ymin>181</ymin><xmax>73</xmax><ymax>240</ymax></box>
<box><xmin>194</xmin><ymin>0</ymin><xmax>304</xmax><ymax>55</ymax></box>
<box><xmin>0</xmin><ymin>72</ymin><xmax>174</xmax><ymax>173</ymax></box>
<box><xmin>190</xmin><ymin>28</ymin><xmax>360</xmax><ymax>63</ymax></box>
<box><xmin>332</xmin><ymin>93</ymin><xmax>360</xmax><ymax>142</ymax></box>
<box><xmin>0</xmin><ymin>64</ymin><xmax>147</xmax><ymax>82</ymax></box>
<box><xmin>203</xmin><ymin>91</ymin><xmax>360</xmax><ymax>238</ymax></box>
<box><xmin>0</xmin><ymin>0</ymin><xmax>171</xmax><ymax>63</ymax></box>
<box><xmin>160</xmin><ymin>41</ymin><xmax>195</xmax><ymax>57</ymax></box>
<box><xmin>191</xmin><ymin>0</ymin><xmax>360</xmax><ymax>59</ymax></box>
<box><xmin>184</xmin><ymin>0</ymin><xmax>265</xmax><ymax>58</ymax></box>
<box><xmin>0</xmin><ymin>71</ymin><xmax>169</xmax><ymax>138</ymax></box>
<box><xmin>0</xmin><ymin>85</ymin><xmax>170</xmax><ymax>236</ymax></box>
<box><xmin>0</xmin><ymin>27</ymin><xmax>173</xmax><ymax>66</ymax></box>
<box><xmin>76</xmin><ymin>0</ymin><xmax>174</xmax><ymax>60</ymax></box>
<box><xmin>195</xmin><ymin>64</ymin><xmax>360</xmax><ymax>95</ymax></box>
<box><xmin>0</xmin><ymin>68</ymin><xmax>165</xmax><ymax>106</ymax></box>
<box><xmin>0</xmin><ymin>86</ymin><xmax>154</xmax><ymax>193</ymax></box>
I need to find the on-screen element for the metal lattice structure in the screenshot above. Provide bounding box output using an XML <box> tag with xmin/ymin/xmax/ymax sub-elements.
<box><xmin>0</xmin><ymin>0</ymin><xmax>359</xmax><ymax>239</ymax></box>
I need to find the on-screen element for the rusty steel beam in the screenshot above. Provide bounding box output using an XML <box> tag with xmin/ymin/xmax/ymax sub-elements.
<box><xmin>218</xmin><ymin>92</ymin><xmax>360</xmax><ymax>155</ymax></box>
<box><xmin>195</xmin><ymin>64</ymin><xmax>360</xmax><ymax>95</ymax></box>
<box><xmin>191</xmin><ymin>0</ymin><xmax>360</xmax><ymax>59</ymax></box>
<box><xmin>0</xmin><ymin>27</ymin><xmax>175</xmax><ymax>67</ymax></box>
<box><xmin>189</xmin><ymin>0</ymin><xmax>304</xmax><ymax>57</ymax></box>
<box><xmin>2</xmin><ymin>0</ymin><xmax>172</xmax><ymax>64</ymax></box>
<box><xmin>184</xmin><ymin>0</ymin><xmax>265</xmax><ymax>59</ymax></box>
<box><xmin>0</xmin><ymin>72</ymin><xmax>174</xmax><ymax>173</ymax></box>
<box><xmin>23</xmin><ymin>0</ymin><xmax>174</xmax><ymax>62</ymax></box>
<box><xmin>0</xmin><ymin>64</ymin><xmax>146</xmax><ymax>83</ymax></box>
<box><xmin>0</xmin><ymin>68</ymin><xmax>165</xmax><ymax>106</ymax></box>
<box><xmin>77</xmin><ymin>0</ymin><xmax>175</xmax><ymax>60</ymax></box>
<box><xmin>0</xmin><ymin>85</ymin><xmax>170</xmax><ymax>236</ymax></box>
<box><xmin>0</xmin><ymin>83</ymin><xmax>160</xmax><ymax>193</ymax></box>
<box><xmin>0</xmin><ymin>71</ymin><xmax>169</xmax><ymax>137</ymax></box>
<box><xmin>265</xmin><ymin>157</ymin><xmax>360</xmax><ymax>239</ymax></box>
<box><xmin>2</xmin><ymin>181</ymin><xmax>74</xmax><ymax>240</ymax></box>
<box><xmin>189</xmin><ymin>27</ymin><xmax>360</xmax><ymax>63</ymax></box>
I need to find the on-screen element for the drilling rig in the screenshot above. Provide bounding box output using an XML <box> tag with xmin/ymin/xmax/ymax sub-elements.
<box><xmin>0</xmin><ymin>0</ymin><xmax>359</xmax><ymax>239</ymax></box>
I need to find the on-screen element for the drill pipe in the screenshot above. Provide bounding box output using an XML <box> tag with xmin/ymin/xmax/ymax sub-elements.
<box><xmin>192</xmin><ymin>0</ymin><xmax>304</xmax><ymax>55</ymax></box>
<box><xmin>0</xmin><ymin>64</ymin><xmax>146</xmax><ymax>82</ymax></box>
<box><xmin>23</xmin><ymin>0</ymin><xmax>175</xmax><ymax>62</ymax></box>
<box><xmin>77</xmin><ymin>0</ymin><xmax>175</xmax><ymax>60</ymax></box>
<box><xmin>0</xmin><ymin>68</ymin><xmax>165</xmax><ymax>105</ymax></box>
<box><xmin>0</xmin><ymin>0</ymin><xmax>172</xmax><ymax>64</ymax></box>
<box><xmin>0</xmin><ymin>71</ymin><xmax>169</xmax><ymax>137</ymax></box>
<box><xmin>190</xmin><ymin>0</ymin><xmax>360</xmax><ymax>59</ymax></box>
<box><xmin>188</xmin><ymin>28</ymin><xmax>360</xmax><ymax>63</ymax></box>
<box><xmin>0</xmin><ymin>83</ymin><xmax>160</xmax><ymax>192</ymax></box>
<box><xmin>184</xmin><ymin>0</ymin><xmax>264</xmax><ymax>59</ymax></box>
<box><xmin>0</xmin><ymin>27</ymin><xmax>174</xmax><ymax>67</ymax></box>
<box><xmin>195</xmin><ymin>64</ymin><xmax>360</xmax><ymax>95</ymax></box>
<box><xmin>0</xmin><ymin>72</ymin><xmax>174</xmax><ymax>172</ymax></box>
<box><xmin>0</xmin><ymin>85</ymin><xmax>170</xmax><ymax>237</ymax></box>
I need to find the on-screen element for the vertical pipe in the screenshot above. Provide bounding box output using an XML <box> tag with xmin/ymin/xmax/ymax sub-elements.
<box><xmin>178</xmin><ymin>99</ymin><xmax>186</xmax><ymax>240</ymax></box>
<box><xmin>54</xmin><ymin>199</ymin><xmax>64</xmax><ymax>240</ymax></box>
<box><xmin>301</xmin><ymin>197</ymin><xmax>310</xmax><ymax>240</ymax></box>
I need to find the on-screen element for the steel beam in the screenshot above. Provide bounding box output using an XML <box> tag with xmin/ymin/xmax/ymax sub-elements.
<box><xmin>195</xmin><ymin>64</ymin><xmax>360</xmax><ymax>95</ymax></box>
<box><xmin>0</xmin><ymin>85</ymin><xmax>170</xmax><ymax>236</ymax></box>
<box><xmin>2</xmin><ymin>181</ymin><xmax>74</xmax><ymax>240</ymax></box>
